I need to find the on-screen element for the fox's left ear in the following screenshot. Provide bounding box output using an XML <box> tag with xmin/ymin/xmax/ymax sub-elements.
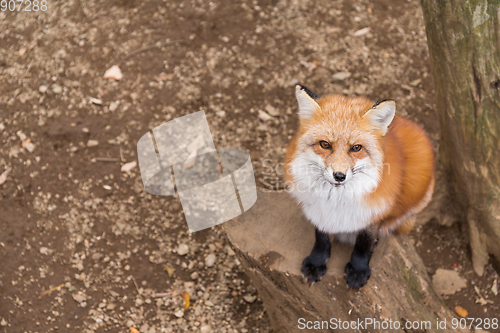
<box><xmin>295</xmin><ymin>85</ymin><xmax>320</xmax><ymax>120</ymax></box>
<box><xmin>364</xmin><ymin>100</ymin><xmax>396</xmax><ymax>135</ymax></box>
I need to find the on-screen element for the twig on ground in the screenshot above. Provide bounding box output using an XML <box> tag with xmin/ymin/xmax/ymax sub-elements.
<box><xmin>93</xmin><ymin>157</ymin><xmax>119</xmax><ymax>162</ymax></box>
<box><xmin>153</xmin><ymin>292</ymin><xmax>175</xmax><ymax>298</ymax></box>
<box><xmin>40</xmin><ymin>284</ymin><xmax>65</xmax><ymax>298</ymax></box>
<box><xmin>119</xmin><ymin>40</ymin><xmax>183</xmax><ymax>64</ymax></box>
<box><xmin>131</xmin><ymin>276</ymin><xmax>140</xmax><ymax>294</ymax></box>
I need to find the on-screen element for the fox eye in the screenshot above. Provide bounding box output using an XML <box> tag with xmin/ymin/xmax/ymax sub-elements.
<box><xmin>350</xmin><ymin>144</ymin><xmax>362</xmax><ymax>152</ymax></box>
<box><xmin>319</xmin><ymin>140</ymin><xmax>331</xmax><ymax>149</ymax></box>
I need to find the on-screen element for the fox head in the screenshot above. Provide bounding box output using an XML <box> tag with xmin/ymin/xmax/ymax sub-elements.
<box><xmin>288</xmin><ymin>85</ymin><xmax>395</xmax><ymax>199</ymax></box>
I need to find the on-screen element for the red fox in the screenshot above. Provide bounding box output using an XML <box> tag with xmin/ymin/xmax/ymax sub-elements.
<box><xmin>285</xmin><ymin>85</ymin><xmax>435</xmax><ymax>289</ymax></box>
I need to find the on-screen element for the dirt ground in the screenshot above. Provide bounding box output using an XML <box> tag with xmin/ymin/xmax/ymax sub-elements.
<box><xmin>0</xmin><ymin>0</ymin><xmax>498</xmax><ymax>332</ymax></box>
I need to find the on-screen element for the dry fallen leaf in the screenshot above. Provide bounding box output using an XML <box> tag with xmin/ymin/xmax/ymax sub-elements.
<box><xmin>21</xmin><ymin>139</ymin><xmax>31</xmax><ymax>148</ymax></box>
<box><xmin>454</xmin><ymin>305</ymin><xmax>468</xmax><ymax>318</ymax></box>
<box><xmin>129</xmin><ymin>327</ymin><xmax>139</xmax><ymax>333</ymax></box>
<box><xmin>182</xmin><ymin>292</ymin><xmax>190</xmax><ymax>309</ymax></box>
<box><xmin>19</xmin><ymin>47</ymin><xmax>27</xmax><ymax>56</ymax></box>
<box><xmin>0</xmin><ymin>168</ymin><xmax>12</xmax><ymax>185</ymax></box>
<box><xmin>182</xmin><ymin>150</ymin><xmax>197</xmax><ymax>169</ymax></box>
<box><xmin>300</xmin><ymin>60</ymin><xmax>318</xmax><ymax>73</ymax></box>
<box><xmin>258</xmin><ymin>110</ymin><xmax>274</xmax><ymax>122</ymax></box>
<box><xmin>328</xmin><ymin>27</ymin><xmax>341</xmax><ymax>33</ymax></box>
<box><xmin>163</xmin><ymin>264</ymin><xmax>175</xmax><ymax>277</ymax></box>
<box><xmin>89</xmin><ymin>97</ymin><xmax>102</xmax><ymax>105</ymax></box>
<box><xmin>104</xmin><ymin>65</ymin><xmax>123</xmax><ymax>80</ymax></box>
<box><xmin>353</xmin><ymin>27</ymin><xmax>370</xmax><ymax>37</ymax></box>
<box><xmin>409</xmin><ymin>78</ymin><xmax>422</xmax><ymax>87</ymax></box>
<box><xmin>401</xmin><ymin>84</ymin><xmax>413</xmax><ymax>92</ymax></box>
<box><xmin>121</xmin><ymin>161</ymin><xmax>137</xmax><ymax>172</ymax></box>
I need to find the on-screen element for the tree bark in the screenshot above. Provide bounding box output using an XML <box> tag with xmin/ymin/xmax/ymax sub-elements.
<box><xmin>224</xmin><ymin>190</ymin><xmax>468</xmax><ymax>333</ymax></box>
<box><xmin>421</xmin><ymin>0</ymin><xmax>500</xmax><ymax>275</ymax></box>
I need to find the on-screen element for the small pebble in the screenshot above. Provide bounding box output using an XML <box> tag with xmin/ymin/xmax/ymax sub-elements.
<box><xmin>24</xmin><ymin>142</ymin><xmax>35</xmax><ymax>152</ymax></box>
<box><xmin>16</xmin><ymin>131</ymin><xmax>27</xmax><ymax>141</ymax></box>
<box><xmin>52</xmin><ymin>85</ymin><xmax>62</xmax><ymax>94</ymax></box>
<box><xmin>226</xmin><ymin>246</ymin><xmax>235</xmax><ymax>256</ymax></box>
<box><xmin>75</xmin><ymin>273</ymin><xmax>86</xmax><ymax>281</ymax></box>
<box><xmin>353</xmin><ymin>27</ymin><xmax>370</xmax><ymax>36</ymax></box>
<box><xmin>205</xmin><ymin>253</ymin><xmax>216</xmax><ymax>267</ymax></box>
<box><xmin>184</xmin><ymin>281</ymin><xmax>195</xmax><ymax>296</ymax></box>
<box><xmin>39</xmin><ymin>247</ymin><xmax>52</xmax><ymax>255</ymax></box>
<box><xmin>87</xmin><ymin>140</ymin><xmax>99</xmax><ymax>147</ymax></box>
<box><xmin>177</xmin><ymin>244</ymin><xmax>189</xmax><ymax>256</ymax></box>
<box><xmin>200</xmin><ymin>325</ymin><xmax>212</xmax><ymax>333</ymax></box>
<box><xmin>332</xmin><ymin>71</ymin><xmax>351</xmax><ymax>81</ymax></box>
<box><xmin>243</xmin><ymin>294</ymin><xmax>257</xmax><ymax>303</ymax></box>
<box><xmin>103</xmin><ymin>65</ymin><xmax>123</xmax><ymax>80</ymax></box>
<box><xmin>109</xmin><ymin>101</ymin><xmax>120</xmax><ymax>112</ymax></box>
<box><xmin>265</xmin><ymin>104</ymin><xmax>279</xmax><ymax>117</ymax></box>
<box><xmin>89</xmin><ymin>97</ymin><xmax>102</xmax><ymax>105</ymax></box>
<box><xmin>72</xmin><ymin>293</ymin><xmax>87</xmax><ymax>303</ymax></box>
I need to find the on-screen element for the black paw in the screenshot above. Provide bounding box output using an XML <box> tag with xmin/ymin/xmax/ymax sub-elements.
<box><xmin>301</xmin><ymin>254</ymin><xmax>328</xmax><ymax>285</ymax></box>
<box><xmin>344</xmin><ymin>261</ymin><xmax>371</xmax><ymax>289</ymax></box>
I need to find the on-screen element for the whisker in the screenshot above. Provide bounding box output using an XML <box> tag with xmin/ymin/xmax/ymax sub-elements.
<box><xmin>353</xmin><ymin>170</ymin><xmax>369</xmax><ymax>176</ymax></box>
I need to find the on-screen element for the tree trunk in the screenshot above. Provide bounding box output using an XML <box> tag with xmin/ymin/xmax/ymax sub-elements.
<box><xmin>224</xmin><ymin>190</ymin><xmax>468</xmax><ymax>333</ymax></box>
<box><xmin>421</xmin><ymin>0</ymin><xmax>500</xmax><ymax>275</ymax></box>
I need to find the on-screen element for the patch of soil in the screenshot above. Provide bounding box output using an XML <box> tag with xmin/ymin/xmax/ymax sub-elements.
<box><xmin>413</xmin><ymin>221</ymin><xmax>500</xmax><ymax>323</ymax></box>
<box><xmin>0</xmin><ymin>0</ymin><xmax>497</xmax><ymax>332</ymax></box>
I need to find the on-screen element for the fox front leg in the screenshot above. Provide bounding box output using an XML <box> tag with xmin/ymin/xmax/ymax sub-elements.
<box><xmin>345</xmin><ymin>228</ymin><xmax>379</xmax><ymax>289</ymax></box>
<box><xmin>301</xmin><ymin>228</ymin><xmax>331</xmax><ymax>284</ymax></box>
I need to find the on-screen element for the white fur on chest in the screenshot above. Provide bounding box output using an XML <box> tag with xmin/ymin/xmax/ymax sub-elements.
<box><xmin>299</xmin><ymin>192</ymin><xmax>376</xmax><ymax>234</ymax></box>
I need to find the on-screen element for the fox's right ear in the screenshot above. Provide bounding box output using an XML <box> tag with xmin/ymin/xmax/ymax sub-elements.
<box><xmin>364</xmin><ymin>100</ymin><xmax>396</xmax><ymax>136</ymax></box>
<box><xmin>295</xmin><ymin>85</ymin><xmax>320</xmax><ymax>120</ymax></box>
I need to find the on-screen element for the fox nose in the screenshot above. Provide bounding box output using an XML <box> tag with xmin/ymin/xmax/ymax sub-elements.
<box><xmin>333</xmin><ymin>172</ymin><xmax>346</xmax><ymax>182</ymax></box>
